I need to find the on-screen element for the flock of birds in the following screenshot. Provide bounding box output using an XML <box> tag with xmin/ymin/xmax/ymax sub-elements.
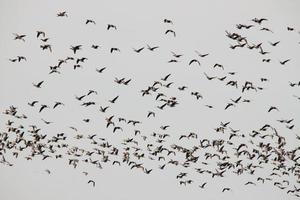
<box><xmin>1</xmin><ymin>11</ymin><xmax>300</xmax><ymax>198</ymax></box>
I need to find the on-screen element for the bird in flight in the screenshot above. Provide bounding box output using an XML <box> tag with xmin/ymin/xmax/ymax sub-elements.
<box><xmin>57</xmin><ymin>11</ymin><xmax>68</xmax><ymax>17</ymax></box>
<box><xmin>107</xmin><ymin>24</ymin><xmax>117</xmax><ymax>30</ymax></box>
<box><xmin>165</xmin><ymin>29</ymin><xmax>176</xmax><ymax>37</ymax></box>
<box><xmin>33</xmin><ymin>81</ymin><xmax>44</xmax><ymax>88</ymax></box>
<box><xmin>86</xmin><ymin>19</ymin><xmax>96</xmax><ymax>25</ymax></box>
<box><xmin>88</xmin><ymin>180</ymin><xmax>95</xmax><ymax>187</ymax></box>
<box><xmin>70</xmin><ymin>45</ymin><xmax>82</xmax><ymax>54</ymax></box>
<box><xmin>13</xmin><ymin>33</ymin><xmax>26</xmax><ymax>42</ymax></box>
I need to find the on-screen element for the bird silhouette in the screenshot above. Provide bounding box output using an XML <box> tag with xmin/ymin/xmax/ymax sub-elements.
<box><xmin>33</xmin><ymin>81</ymin><xmax>44</xmax><ymax>88</ymax></box>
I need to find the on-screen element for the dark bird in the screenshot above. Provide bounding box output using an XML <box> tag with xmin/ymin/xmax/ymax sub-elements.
<box><xmin>189</xmin><ymin>59</ymin><xmax>201</xmax><ymax>66</ymax></box>
<box><xmin>260</xmin><ymin>27</ymin><xmax>273</xmax><ymax>33</ymax></box>
<box><xmin>147</xmin><ymin>45</ymin><xmax>159</xmax><ymax>51</ymax></box>
<box><xmin>195</xmin><ymin>51</ymin><xmax>209</xmax><ymax>57</ymax></box>
<box><xmin>204</xmin><ymin>73</ymin><xmax>216</xmax><ymax>80</ymax></box>
<box><xmin>133</xmin><ymin>47</ymin><xmax>144</xmax><ymax>53</ymax></box>
<box><xmin>41</xmin><ymin>119</ymin><xmax>52</xmax><ymax>125</ymax></box>
<box><xmin>76</xmin><ymin>57</ymin><xmax>88</xmax><ymax>64</ymax></box>
<box><xmin>13</xmin><ymin>33</ymin><xmax>26</xmax><ymax>42</ymax></box>
<box><xmin>199</xmin><ymin>182</ymin><xmax>207</xmax><ymax>189</ymax></box>
<box><xmin>178</xmin><ymin>86</ymin><xmax>187</xmax><ymax>91</ymax></box>
<box><xmin>231</xmin><ymin>96</ymin><xmax>242</xmax><ymax>104</ymax></box>
<box><xmin>41</xmin><ymin>38</ymin><xmax>50</xmax><ymax>42</ymax></box>
<box><xmin>225</xmin><ymin>103</ymin><xmax>235</xmax><ymax>110</ymax></box>
<box><xmin>57</xmin><ymin>11</ymin><xmax>68</xmax><ymax>17</ymax></box>
<box><xmin>171</xmin><ymin>51</ymin><xmax>183</xmax><ymax>58</ymax></box>
<box><xmin>262</xmin><ymin>58</ymin><xmax>271</xmax><ymax>62</ymax></box>
<box><xmin>110</xmin><ymin>47</ymin><xmax>120</xmax><ymax>53</ymax></box>
<box><xmin>163</xmin><ymin>19</ymin><xmax>173</xmax><ymax>24</ymax></box>
<box><xmin>53</xmin><ymin>102</ymin><xmax>64</xmax><ymax>109</ymax></box>
<box><xmin>86</xmin><ymin>19</ymin><xmax>96</xmax><ymax>25</ymax></box>
<box><xmin>33</xmin><ymin>81</ymin><xmax>44</xmax><ymax>88</ymax></box>
<box><xmin>87</xmin><ymin>90</ymin><xmax>97</xmax><ymax>96</ymax></box>
<box><xmin>75</xmin><ymin>95</ymin><xmax>86</xmax><ymax>101</ymax></box>
<box><xmin>107</xmin><ymin>24</ymin><xmax>117</xmax><ymax>30</ymax></box>
<box><xmin>28</xmin><ymin>101</ymin><xmax>38</xmax><ymax>107</ymax></box>
<box><xmin>39</xmin><ymin>105</ymin><xmax>49</xmax><ymax>113</ymax></box>
<box><xmin>222</xmin><ymin>187</ymin><xmax>231</xmax><ymax>192</ymax></box>
<box><xmin>17</xmin><ymin>56</ymin><xmax>26</xmax><ymax>62</ymax></box>
<box><xmin>109</xmin><ymin>96</ymin><xmax>119</xmax><ymax>103</ymax></box>
<box><xmin>147</xmin><ymin>111</ymin><xmax>155</xmax><ymax>118</ymax></box>
<box><xmin>96</xmin><ymin>67</ymin><xmax>106</xmax><ymax>73</ymax></box>
<box><xmin>70</xmin><ymin>45</ymin><xmax>82</xmax><ymax>54</ymax></box>
<box><xmin>252</xmin><ymin>17</ymin><xmax>267</xmax><ymax>24</ymax></box>
<box><xmin>268</xmin><ymin>106</ymin><xmax>279</xmax><ymax>112</ymax></box>
<box><xmin>91</xmin><ymin>45</ymin><xmax>100</xmax><ymax>49</ymax></box>
<box><xmin>113</xmin><ymin>126</ymin><xmax>123</xmax><ymax>133</ymax></box>
<box><xmin>88</xmin><ymin>180</ymin><xmax>95</xmax><ymax>187</ymax></box>
<box><xmin>161</xmin><ymin>74</ymin><xmax>171</xmax><ymax>81</ymax></box>
<box><xmin>100</xmin><ymin>106</ymin><xmax>109</xmax><ymax>113</ymax></box>
<box><xmin>165</xmin><ymin>29</ymin><xmax>176</xmax><ymax>37</ymax></box>
<box><xmin>40</xmin><ymin>44</ymin><xmax>52</xmax><ymax>52</ymax></box>
<box><xmin>36</xmin><ymin>31</ymin><xmax>46</xmax><ymax>38</ymax></box>
<box><xmin>213</xmin><ymin>63</ymin><xmax>224</xmax><ymax>70</ymax></box>
<box><xmin>279</xmin><ymin>59</ymin><xmax>291</xmax><ymax>65</ymax></box>
<box><xmin>269</xmin><ymin>41</ymin><xmax>280</xmax><ymax>46</ymax></box>
<box><xmin>123</xmin><ymin>79</ymin><xmax>131</xmax><ymax>85</ymax></box>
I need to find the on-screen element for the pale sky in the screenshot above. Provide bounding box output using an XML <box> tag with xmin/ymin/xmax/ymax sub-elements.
<box><xmin>0</xmin><ymin>0</ymin><xmax>300</xmax><ymax>200</ymax></box>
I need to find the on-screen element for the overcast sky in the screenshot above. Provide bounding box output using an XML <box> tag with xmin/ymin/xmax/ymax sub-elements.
<box><xmin>0</xmin><ymin>0</ymin><xmax>300</xmax><ymax>200</ymax></box>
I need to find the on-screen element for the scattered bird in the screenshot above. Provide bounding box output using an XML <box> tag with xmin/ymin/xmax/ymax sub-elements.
<box><xmin>165</xmin><ymin>29</ymin><xmax>176</xmax><ymax>37</ymax></box>
<box><xmin>33</xmin><ymin>81</ymin><xmax>44</xmax><ymax>88</ymax></box>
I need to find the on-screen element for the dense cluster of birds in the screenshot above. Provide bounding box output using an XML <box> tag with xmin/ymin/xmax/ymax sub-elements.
<box><xmin>1</xmin><ymin>11</ymin><xmax>300</xmax><ymax>198</ymax></box>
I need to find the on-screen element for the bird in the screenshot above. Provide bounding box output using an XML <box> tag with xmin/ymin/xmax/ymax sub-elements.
<box><xmin>161</xmin><ymin>74</ymin><xmax>171</xmax><ymax>81</ymax></box>
<box><xmin>13</xmin><ymin>33</ymin><xmax>26</xmax><ymax>42</ymax></box>
<box><xmin>113</xmin><ymin>126</ymin><xmax>123</xmax><ymax>133</ymax></box>
<box><xmin>36</xmin><ymin>31</ymin><xmax>46</xmax><ymax>38</ymax></box>
<box><xmin>204</xmin><ymin>73</ymin><xmax>216</xmax><ymax>80</ymax></box>
<box><xmin>96</xmin><ymin>67</ymin><xmax>106</xmax><ymax>73</ymax></box>
<box><xmin>86</xmin><ymin>19</ymin><xmax>96</xmax><ymax>25</ymax></box>
<box><xmin>199</xmin><ymin>182</ymin><xmax>207</xmax><ymax>189</ymax></box>
<box><xmin>57</xmin><ymin>11</ymin><xmax>68</xmax><ymax>17</ymax></box>
<box><xmin>165</xmin><ymin>29</ymin><xmax>176</xmax><ymax>37</ymax></box>
<box><xmin>70</xmin><ymin>45</ymin><xmax>82</xmax><ymax>54</ymax></box>
<box><xmin>91</xmin><ymin>45</ymin><xmax>100</xmax><ymax>49</ymax></box>
<box><xmin>53</xmin><ymin>102</ymin><xmax>64</xmax><ymax>109</ymax></box>
<box><xmin>88</xmin><ymin>180</ymin><xmax>95</xmax><ymax>187</ymax></box>
<box><xmin>100</xmin><ymin>106</ymin><xmax>109</xmax><ymax>113</ymax></box>
<box><xmin>225</xmin><ymin>103</ymin><xmax>235</xmax><ymax>110</ymax></box>
<box><xmin>87</xmin><ymin>90</ymin><xmax>97</xmax><ymax>96</ymax></box>
<box><xmin>39</xmin><ymin>105</ymin><xmax>49</xmax><ymax>113</ymax></box>
<box><xmin>222</xmin><ymin>187</ymin><xmax>231</xmax><ymax>192</ymax></box>
<box><xmin>268</xmin><ymin>106</ymin><xmax>279</xmax><ymax>112</ymax></box>
<box><xmin>75</xmin><ymin>95</ymin><xmax>86</xmax><ymax>101</ymax></box>
<box><xmin>28</xmin><ymin>101</ymin><xmax>39</xmax><ymax>107</ymax></box>
<box><xmin>189</xmin><ymin>59</ymin><xmax>201</xmax><ymax>66</ymax></box>
<box><xmin>252</xmin><ymin>17</ymin><xmax>267</xmax><ymax>24</ymax></box>
<box><xmin>147</xmin><ymin>111</ymin><xmax>155</xmax><ymax>118</ymax></box>
<box><xmin>195</xmin><ymin>51</ymin><xmax>209</xmax><ymax>57</ymax></box>
<box><xmin>110</xmin><ymin>47</ymin><xmax>120</xmax><ymax>53</ymax></box>
<box><xmin>163</xmin><ymin>19</ymin><xmax>173</xmax><ymax>24</ymax></box>
<box><xmin>33</xmin><ymin>81</ymin><xmax>44</xmax><ymax>88</ymax></box>
<box><xmin>147</xmin><ymin>45</ymin><xmax>159</xmax><ymax>51</ymax></box>
<box><xmin>279</xmin><ymin>59</ymin><xmax>291</xmax><ymax>65</ymax></box>
<box><xmin>107</xmin><ymin>24</ymin><xmax>117</xmax><ymax>30</ymax></box>
<box><xmin>109</xmin><ymin>96</ymin><xmax>119</xmax><ymax>103</ymax></box>
<box><xmin>269</xmin><ymin>41</ymin><xmax>280</xmax><ymax>46</ymax></box>
<box><xmin>40</xmin><ymin>44</ymin><xmax>52</xmax><ymax>52</ymax></box>
<box><xmin>133</xmin><ymin>47</ymin><xmax>144</xmax><ymax>53</ymax></box>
